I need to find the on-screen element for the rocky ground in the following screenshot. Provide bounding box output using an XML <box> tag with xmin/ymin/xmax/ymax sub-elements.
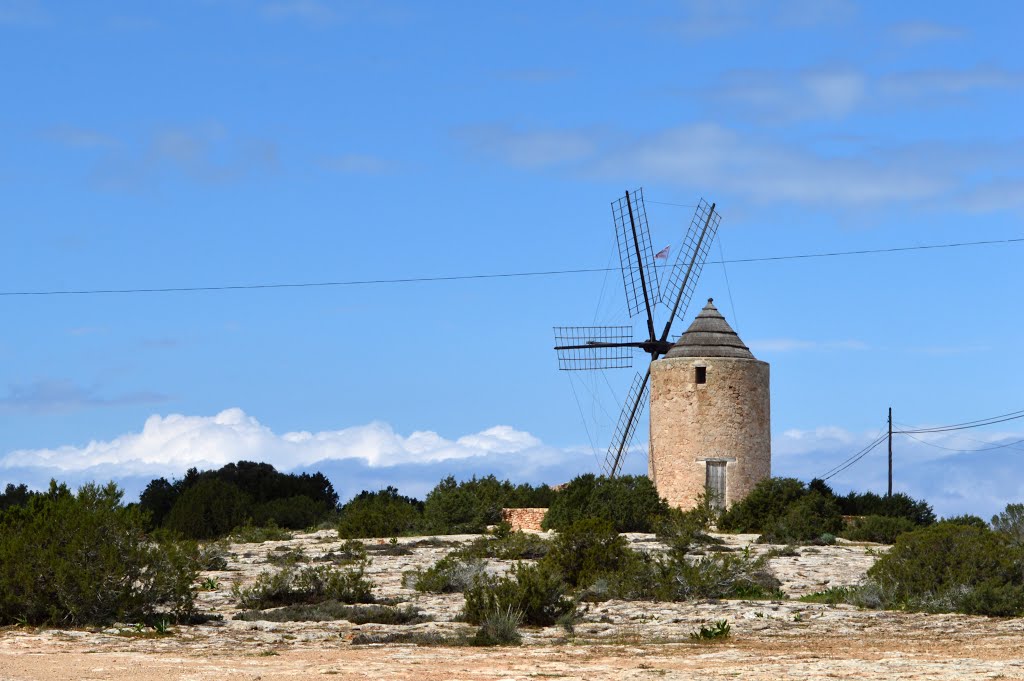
<box><xmin>2</xmin><ymin>530</ymin><xmax>1024</xmax><ymax>680</ymax></box>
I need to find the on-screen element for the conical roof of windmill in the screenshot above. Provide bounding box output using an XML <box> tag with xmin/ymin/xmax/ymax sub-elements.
<box><xmin>664</xmin><ymin>298</ymin><xmax>756</xmax><ymax>359</ymax></box>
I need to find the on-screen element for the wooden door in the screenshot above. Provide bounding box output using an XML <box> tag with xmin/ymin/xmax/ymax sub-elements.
<box><xmin>706</xmin><ymin>461</ymin><xmax>726</xmax><ymax>510</ymax></box>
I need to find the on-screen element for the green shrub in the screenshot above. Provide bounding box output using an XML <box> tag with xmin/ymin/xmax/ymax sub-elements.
<box><xmin>252</xmin><ymin>495</ymin><xmax>322</xmax><ymax>530</ymax></box>
<box><xmin>410</xmin><ymin>554</ymin><xmax>486</xmax><ymax>593</ymax></box>
<box><xmin>757</xmin><ymin>492</ymin><xmax>843</xmax><ymax>544</ymax></box>
<box><xmin>471</xmin><ymin>606</ymin><xmax>523</xmax><ymax>646</ymax></box>
<box><xmin>463</xmin><ymin>561</ymin><xmax>575</xmax><ymax>627</ymax></box>
<box><xmin>799</xmin><ymin>586</ymin><xmax>857</xmax><ymax>605</ymax></box>
<box><xmin>541</xmin><ymin>474</ymin><xmax>671</xmax><ymax>533</ymax></box>
<box><xmin>455</xmin><ymin>531</ymin><xmax>551</xmax><ymax>561</ymax></box>
<box><xmin>992</xmin><ymin>503</ymin><xmax>1024</xmax><ymax>547</ymax></box>
<box><xmin>842</xmin><ymin>515</ymin><xmax>916</xmax><ymax>543</ymax></box>
<box><xmin>235</xmin><ymin>602</ymin><xmax>429</xmax><ymax>624</ymax></box>
<box><xmin>233</xmin><ymin>563</ymin><xmax>374</xmax><ymax>609</ymax></box>
<box><xmin>163</xmin><ymin>479</ymin><xmax>252</xmax><ymax>540</ymax></box>
<box><xmin>229</xmin><ymin>522</ymin><xmax>293</xmax><ymax>544</ymax></box>
<box><xmin>937</xmin><ymin>514</ymin><xmax>989</xmax><ymax>529</ymax></box>
<box><xmin>690</xmin><ymin>619</ymin><xmax>730</xmax><ymax>641</ymax></box>
<box><xmin>656</xmin><ymin>551</ymin><xmax>782</xmax><ymax>601</ymax></box>
<box><xmin>423</xmin><ymin>476</ymin><xmax>552</xmax><ymax>535</ymax></box>
<box><xmin>337</xmin><ymin>487</ymin><xmax>425</xmax><ymax>538</ymax></box>
<box><xmin>866</xmin><ymin>523</ymin><xmax>1024</xmax><ymax>615</ymax></box>
<box><xmin>0</xmin><ymin>481</ymin><xmax>198</xmax><ymax>626</ymax></box>
<box><xmin>834</xmin><ymin>490</ymin><xmax>935</xmax><ymax>526</ymax></box>
<box><xmin>717</xmin><ymin>477</ymin><xmax>807</xmax><ymax>533</ymax></box>
<box><xmin>543</xmin><ymin>518</ymin><xmax>633</xmax><ymax>587</ymax></box>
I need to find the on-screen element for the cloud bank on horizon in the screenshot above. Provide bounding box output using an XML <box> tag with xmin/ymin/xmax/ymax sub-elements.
<box><xmin>2</xmin><ymin>408</ymin><xmax>1022</xmax><ymax>520</ymax></box>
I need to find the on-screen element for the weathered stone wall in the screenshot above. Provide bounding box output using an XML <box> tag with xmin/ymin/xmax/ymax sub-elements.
<box><xmin>501</xmin><ymin>508</ymin><xmax>548</xmax><ymax>532</ymax></box>
<box><xmin>649</xmin><ymin>356</ymin><xmax>770</xmax><ymax>511</ymax></box>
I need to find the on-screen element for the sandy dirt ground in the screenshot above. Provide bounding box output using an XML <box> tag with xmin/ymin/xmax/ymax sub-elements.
<box><xmin>2</xmin><ymin>531</ymin><xmax>1023</xmax><ymax>680</ymax></box>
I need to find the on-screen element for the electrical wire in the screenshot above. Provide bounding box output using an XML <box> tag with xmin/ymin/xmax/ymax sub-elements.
<box><xmin>816</xmin><ymin>431</ymin><xmax>888</xmax><ymax>481</ymax></box>
<box><xmin>896</xmin><ymin>409</ymin><xmax>1024</xmax><ymax>434</ymax></box>
<box><xmin>901</xmin><ymin>432</ymin><xmax>1024</xmax><ymax>453</ymax></box>
<box><xmin>2</xmin><ymin>236</ymin><xmax>1022</xmax><ymax>298</ymax></box>
<box><xmin>820</xmin><ymin>434</ymin><xmax>889</xmax><ymax>482</ymax></box>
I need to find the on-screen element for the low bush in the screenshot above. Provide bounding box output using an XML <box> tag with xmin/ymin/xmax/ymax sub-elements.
<box><xmin>456</xmin><ymin>531</ymin><xmax>551</xmax><ymax>561</ymax></box>
<box><xmin>542</xmin><ymin>474</ymin><xmax>671</xmax><ymax>533</ymax></box>
<box><xmin>0</xmin><ymin>481</ymin><xmax>198</xmax><ymax>626</ymax></box>
<box><xmin>409</xmin><ymin>555</ymin><xmax>486</xmax><ymax>594</ymax></box>
<box><xmin>234</xmin><ymin>602</ymin><xmax>429</xmax><ymax>624</ymax></box>
<box><xmin>690</xmin><ymin>619</ymin><xmax>730</xmax><ymax>641</ymax></box>
<box><xmin>463</xmin><ymin>561</ymin><xmax>576</xmax><ymax>627</ymax></box>
<box><xmin>865</xmin><ymin>523</ymin><xmax>1024</xmax><ymax>616</ymax></box>
<box><xmin>938</xmin><ymin>514</ymin><xmax>989</xmax><ymax>529</ymax></box>
<box><xmin>757</xmin><ymin>492</ymin><xmax>843</xmax><ymax>545</ymax></box>
<box><xmin>544</xmin><ymin>518</ymin><xmax>633</xmax><ymax>588</ymax></box>
<box><xmin>337</xmin><ymin>487</ymin><xmax>425</xmax><ymax>538</ymax></box>
<box><xmin>233</xmin><ymin>563</ymin><xmax>374</xmax><ymax>609</ymax></box>
<box><xmin>229</xmin><ymin>522</ymin><xmax>293</xmax><ymax>544</ymax></box>
<box><xmin>834</xmin><ymin>490</ymin><xmax>935</xmax><ymax>526</ymax></box>
<box><xmin>718</xmin><ymin>477</ymin><xmax>807</xmax><ymax>533</ymax></box>
<box><xmin>841</xmin><ymin>515</ymin><xmax>916</xmax><ymax>544</ymax></box>
<box><xmin>470</xmin><ymin>606</ymin><xmax>523</xmax><ymax>646</ymax></box>
<box><xmin>423</xmin><ymin>475</ymin><xmax>553</xmax><ymax>535</ymax></box>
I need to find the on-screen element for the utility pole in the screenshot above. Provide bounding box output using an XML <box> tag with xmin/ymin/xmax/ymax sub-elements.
<box><xmin>887</xmin><ymin>406</ymin><xmax>893</xmax><ymax>497</ymax></box>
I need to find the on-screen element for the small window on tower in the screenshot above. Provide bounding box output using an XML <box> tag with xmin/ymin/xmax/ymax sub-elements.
<box><xmin>695</xmin><ymin>366</ymin><xmax>707</xmax><ymax>384</ymax></box>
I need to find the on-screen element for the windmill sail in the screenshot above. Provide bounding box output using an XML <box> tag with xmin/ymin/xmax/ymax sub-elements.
<box><xmin>602</xmin><ymin>370</ymin><xmax>650</xmax><ymax>477</ymax></box>
<box><xmin>612</xmin><ymin>189</ymin><xmax>660</xmax><ymax>322</ymax></box>
<box><xmin>553</xmin><ymin>326</ymin><xmax>634</xmax><ymax>370</ymax></box>
<box><xmin>553</xmin><ymin>189</ymin><xmax>721</xmax><ymax>478</ymax></box>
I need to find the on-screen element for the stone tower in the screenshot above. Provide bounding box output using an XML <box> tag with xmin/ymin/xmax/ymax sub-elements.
<box><xmin>649</xmin><ymin>298</ymin><xmax>770</xmax><ymax>511</ymax></box>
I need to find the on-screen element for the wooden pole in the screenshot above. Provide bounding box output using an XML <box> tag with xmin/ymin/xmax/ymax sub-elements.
<box><xmin>888</xmin><ymin>407</ymin><xmax>893</xmax><ymax>497</ymax></box>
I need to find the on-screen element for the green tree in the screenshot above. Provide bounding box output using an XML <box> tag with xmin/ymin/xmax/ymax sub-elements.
<box><xmin>541</xmin><ymin>474</ymin><xmax>671</xmax><ymax>533</ymax></box>
<box><xmin>337</xmin><ymin>486</ymin><xmax>425</xmax><ymax>538</ymax></box>
<box><xmin>0</xmin><ymin>481</ymin><xmax>198</xmax><ymax>626</ymax></box>
<box><xmin>163</xmin><ymin>478</ymin><xmax>252</xmax><ymax>540</ymax></box>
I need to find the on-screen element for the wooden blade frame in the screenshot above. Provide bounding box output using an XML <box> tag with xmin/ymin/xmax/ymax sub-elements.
<box><xmin>602</xmin><ymin>370</ymin><xmax>650</xmax><ymax>477</ymax></box>
<box><xmin>612</xmin><ymin>189</ymin><xmax>659</xmax><ymax>340</ymax></box>
<box><xmin>553</xmin><ymin>326</ymin><xmax>634</xmax><ymax>370</ymax></box>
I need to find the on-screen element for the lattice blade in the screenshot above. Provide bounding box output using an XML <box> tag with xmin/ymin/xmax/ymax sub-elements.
<box><xmin>602</xmin><ymin>370</ymin><xmax>650</xmax><ymax>476</ymax></box>
<box><xmin>659</xmin><ymin>198</ymin><xmax>721</xmax><ymax>334</ymax></box>
<box><xmin>554</xmin><ymin>326</ymin><xmax>633</xmax><ymax>371</ymax></box>
<box><xmin>612</xmin><ymin>188</ymin><xmax>660</xmax><ymax>320</ymax></box>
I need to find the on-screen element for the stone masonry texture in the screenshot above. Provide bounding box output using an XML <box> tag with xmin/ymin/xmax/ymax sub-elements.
<box><xmin>501</xmin><ymin>508</ymin><xmax>548</xmax><ymax>532</ymax></box>
<box><xmin>649</xmin><ymin>356</ymin><xmax>771</xmax><ymax>510</ymax></box>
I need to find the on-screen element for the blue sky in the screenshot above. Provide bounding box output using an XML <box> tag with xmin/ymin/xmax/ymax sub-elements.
<box><xmin>2</xmin><ymin>0</ymin><xmax>1023</xmax><ymax>518</ymax></box>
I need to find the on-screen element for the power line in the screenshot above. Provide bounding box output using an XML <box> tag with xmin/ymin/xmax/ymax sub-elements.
<box><xmin>816</xmin><ymin>430</ymin><xmax>888</xmax><ymax>481</ymax></box>
<box><xmin>901</xmin><ymin>432</ymin><xmax>1024</xmax><ymax>453</ymax></box>
<box><xmin>896</xmin><ymin>409</ymin><xmax>1024</xmax><ymax>434</ymax></box>
<box><xmin>2</xmin><ymin>236</ymin><xmax>1022</xmax><ymax>298</ymax></box>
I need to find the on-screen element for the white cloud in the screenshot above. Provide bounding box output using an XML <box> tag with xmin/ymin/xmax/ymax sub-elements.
<box><xmin>5</xmin><ymin>409</ymin><xmax>1023</xmax><ymax>518</ymax></box>
<box><xmin>0</xmin><ymin>408</ymin><xmax>566</xmax><ymax>477</ymax></box>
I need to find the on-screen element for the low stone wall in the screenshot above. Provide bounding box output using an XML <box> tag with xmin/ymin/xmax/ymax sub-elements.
<box><xmin>501</xmin><ymin>508</ymin><xmax>548</xmax><ymax>532</ymax></box>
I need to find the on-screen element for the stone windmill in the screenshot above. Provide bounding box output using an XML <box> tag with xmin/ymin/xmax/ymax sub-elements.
<box><xmin>649</xmin><ymin>298</ymin><xmax>770</xmax><ymax>511</ymax></box>
<box><xmin>553</xmin><ymin>189</ymin><xmax>770</xmax><ymax>511</ymax></box>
